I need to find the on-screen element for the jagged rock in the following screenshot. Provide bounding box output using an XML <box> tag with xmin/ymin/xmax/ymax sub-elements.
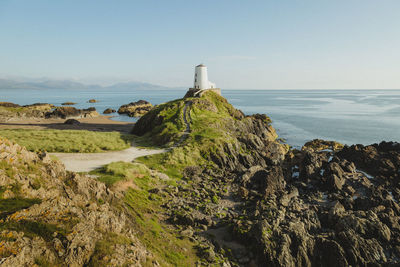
<box><xmin>242</xmin><ymin>166</ymin><xmax>285</xmax><ymax>198</ymax></box>
<box><xmin>235</xmin><ymin>141</ymin><xmax>400</xmax><ymax>266</ymax></box>
<box><xmin>118</xmin><ymin>100</ymin><xmax>153</xmax><ymax>117</ymax></box>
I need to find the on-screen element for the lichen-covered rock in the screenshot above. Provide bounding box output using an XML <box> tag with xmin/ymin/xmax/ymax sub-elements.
<box><xmin>0</xmin><ymin>137</ymin><xmax>149</xmax><ymax>266</ymax></box>
<box><xmin>45</xmin><ymin>107</ymin><xmax>99</xmax><ymax>119</ymax></box>
<box><xmin>118</xmin><ymin>100</ymin><xmax>153</xmax><ymax>117</ymax></box>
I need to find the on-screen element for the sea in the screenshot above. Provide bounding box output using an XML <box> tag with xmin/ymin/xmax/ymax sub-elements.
<box><xmin>1</xmin><ymin>88</ymin><xmax>399</xmax><ymax>148</ymax></box>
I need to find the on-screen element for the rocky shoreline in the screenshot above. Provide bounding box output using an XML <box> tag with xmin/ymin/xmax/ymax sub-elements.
<box><xmin>0</xmin><ymin>92</ymin><xmax>399</xmax><ymax>266</ymax></box>
<box><xmin>0</xmin><ymin>102</ymin><xmax>99</xmax><ymax>121</ymax></box>
<box><xmin>0</xmin><ymin>100</ymin><xmax>154</xmax><ymax>122</ymax></box>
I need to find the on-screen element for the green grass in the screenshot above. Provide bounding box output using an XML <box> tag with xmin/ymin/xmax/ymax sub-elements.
<box><xmin>92</xmin><ymin>161</ymin><xmax>200</xmax><ymax>266</ymax></box>
<box><xmin>132</xmin><ymin>99</ymin><xmax>187</xmax><ymax>147</ymax></box>
<box><xmin>90</xmin><ymin>161</ymin><xmax>151</xmax><ymax>187</ymax></box>
<box><xmin>0</xmin><ymin>129</ymin><xmax>134</xmax><ymax>153</ymax></box>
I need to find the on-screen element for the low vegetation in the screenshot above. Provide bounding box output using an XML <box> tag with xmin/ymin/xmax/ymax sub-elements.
<box><xmin>0</xmin><ymin>129</ymin><xmax>134</xmax><ymax>153</ymax></box>
<box><xmin>91</xmin><ymin>161</ymin><xmax>200</xmax><ymax>266</ymax></box>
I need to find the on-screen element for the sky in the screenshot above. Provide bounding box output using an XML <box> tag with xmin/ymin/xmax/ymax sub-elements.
<box><xmin>0</xmin><ymin>0</ymin><xmax>399</xmax><ymax>89</ymax></box>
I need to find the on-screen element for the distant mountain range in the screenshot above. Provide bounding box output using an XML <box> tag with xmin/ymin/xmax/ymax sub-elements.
<box><xmin>0</xmin><ymin>78</ymin><xmax>179</xmax><ymax>90</ymax></box>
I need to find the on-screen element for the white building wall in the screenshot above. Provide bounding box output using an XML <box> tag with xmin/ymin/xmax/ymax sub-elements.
<box><xmin>194</xmin><ymin>65</ymin><xmax>209</xmax><ymax>89</ymax></box>
<box><xmin>193</xmin><ymin>64</ymin><xmax>217</xmax><ymax>90</ymax></box>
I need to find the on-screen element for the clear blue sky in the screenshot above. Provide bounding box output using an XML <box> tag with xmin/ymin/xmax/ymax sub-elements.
<box><xmin>1</xmin><ymin>0</ymin><xmax>399</xmax><ymax>89</ymax></box>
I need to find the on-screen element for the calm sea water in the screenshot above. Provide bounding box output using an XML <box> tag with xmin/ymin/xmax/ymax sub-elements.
<box><xmin>1</xmin><ymin>88</ymin><xmax>399</xmax><ymax>148</ymax></box>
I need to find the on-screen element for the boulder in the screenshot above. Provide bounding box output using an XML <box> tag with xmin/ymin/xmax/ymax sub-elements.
<box><xmin>103</xmin><ymin>108</ymin><xmax>116</xmax><ymax>114</ymax></box>
<box><xmin>118</xmin><ymin>100</ymin><xmax>153</xmax><ymax>117</ymax></box>
<box><xmin>88</xmin><ymin>99</ymin><xmax>97</xmax><ymax>103</ymax></box>
<box><xmin>64</xmin><ymin>119</ymin><xmax>80</xmax><ymax>125</ymax></box>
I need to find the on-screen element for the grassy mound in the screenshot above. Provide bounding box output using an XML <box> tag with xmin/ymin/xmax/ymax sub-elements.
<box><xmin>0</xmin><ymin>129</ymin><xmax>134</xmax><ymax>153</ymax></box>
<box><xmin>133</xmin><ymin>91</ymin><xmax>277</xmax><ymax>178</ymax></box>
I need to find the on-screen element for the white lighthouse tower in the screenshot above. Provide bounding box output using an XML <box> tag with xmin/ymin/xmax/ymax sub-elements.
<box><xmin>194</xmin><ymin>64</ymin><xmax>216</xmax><ymax>89</ymax></box>
<box><xmin>186</xmin><ymin>64</ymin><xmax>220</xmax><ymax>97</ymax></box>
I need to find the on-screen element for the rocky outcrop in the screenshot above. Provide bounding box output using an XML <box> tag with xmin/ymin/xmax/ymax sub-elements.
<box><xmin>45</xmin><ymin>107</ymin><xmax>99</xmax><ymax>119</ymax></box>
<box><xmin>118</xmin><ymin>100</ymin><xmax>153</xmax><ymax>117</ymax></box>
<box><xmin>0</xmin><ymin>138</ymin><xmax>149</xmax><ymax>266</ymax></box>
<box><xmin>61</xmin><ymin>102</ymin><xmax>77</xmax><ymax>106</ymax></box>
<box><xmin>87</xmin><ymin>99</ymin><xmax>97</xmax><ymax>103</ymax></box>
<box><xmin>165</xmin><ymin>140</ymin><xmax>400</xmax><ymax>266</ymax></box>
<box><xmin>0</xmin><ymin>102</ymin><xmax>20</xmax><ymax>108</ymax></box>
<box><xmin>302</xmin><ymin>138</ymin><xmax>344</xmax><ymax>152</ymax></box>
<box><xmin>0</xmin><ymin>102</ymin><xmax>54</xmax><ymax>121</ymax></box>
<box><xmin>229</xmin><ymin>141</ymin><xmax>400</xmax><ymax>266</ymax></box>
<box><xmin>103</xmin><ymin>108</ymin><xmax>116</xmax><ymax>114</ymax></box>
<box><xmin>0</xmin><ymin>102</ymin><xmax>99</xmax><ymax>121</ymax></box>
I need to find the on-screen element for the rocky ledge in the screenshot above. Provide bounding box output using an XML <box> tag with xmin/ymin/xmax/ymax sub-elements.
<box><xmin>0</xmin><ymin>137</ymin><xmax>150</xmax><ymax>266</ymax></box>
<box><xmin>118</xmin><ymin>100</ymin><xmax>153</xmax><ymax>117</ymax></box>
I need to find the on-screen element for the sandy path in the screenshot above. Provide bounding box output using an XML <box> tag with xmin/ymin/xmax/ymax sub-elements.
<box><xmin>51</xmin><ymin>146</ymin><xmax>167</xmax><ymax>173</ymax></box>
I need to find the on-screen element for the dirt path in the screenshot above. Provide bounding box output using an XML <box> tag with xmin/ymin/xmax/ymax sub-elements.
<box><xmin>51</xmin><ymin>145</ymin><xmax>167</xmax><ymax>173</ymax></box>
<box><xmin>174</xmin><ymin>101</ymin><xmax>192</xmax><ymax>147</ymax></box>
<box><xmin>46</xmin><ymin>103</ymin><xmax>194</xmax><ymax>172</ymax></box>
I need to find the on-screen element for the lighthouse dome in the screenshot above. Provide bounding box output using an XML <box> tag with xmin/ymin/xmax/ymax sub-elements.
<box><xmin>196</xmin><ymin>64</ymin><xmax>206</xmax><ymax>67</ymax></box>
